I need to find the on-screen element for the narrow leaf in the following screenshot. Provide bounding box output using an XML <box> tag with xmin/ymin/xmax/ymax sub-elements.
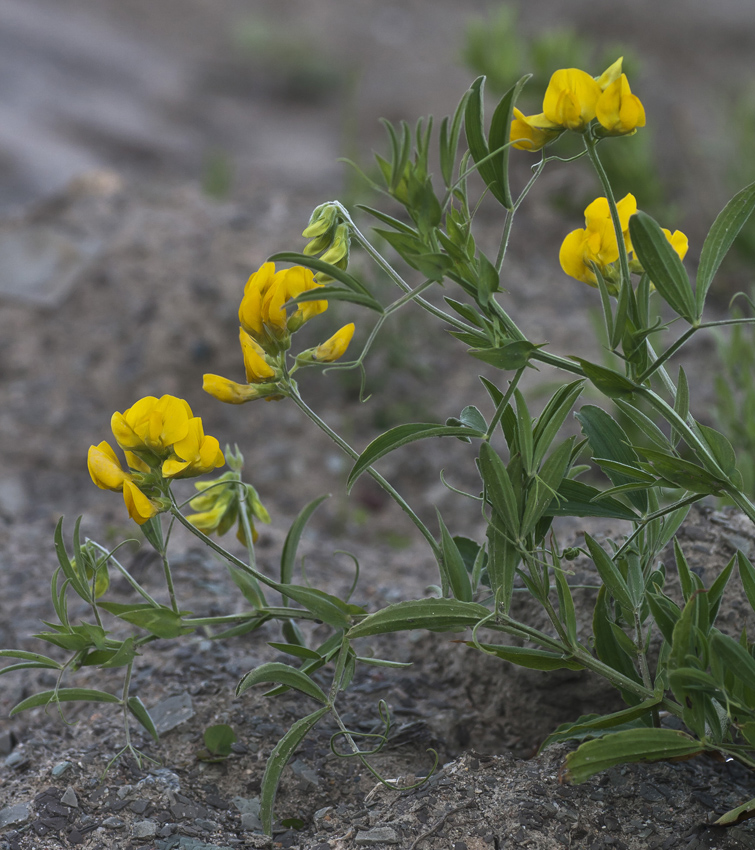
<box><xmin>347</xmin><ymin>598</ymin><xmax>489</xmax><ymax>639</ymax></box>
<box><xmin>236</xmin><ymin>662</ymin><xmax>328</xmax><ymax>703</ymax></box>
<box><xmin>11</xmin><ymin>688</ymin><xmax>120</xmax><ymax>716</ymax></box>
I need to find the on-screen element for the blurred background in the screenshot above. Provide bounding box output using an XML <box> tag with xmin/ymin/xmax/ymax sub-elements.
<box><xmin>2</xmin><ymin>0</ymin><xmax>755</xmax><ymax>533</ymax></box>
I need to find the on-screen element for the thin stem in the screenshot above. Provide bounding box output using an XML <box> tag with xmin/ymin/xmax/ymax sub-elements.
<box><xmin>160</xmin><ymin>550</ymin><xmax>179</xmax><ymax>614</ymax></box>
<box><xmin>288</xmin><ymin>389</ymin><xmax>440</xmax><ymax>557</ymax></box>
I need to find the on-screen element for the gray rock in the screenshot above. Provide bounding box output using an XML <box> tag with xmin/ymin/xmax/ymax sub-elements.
<box><xmin>149</xmin><ymin>692</ymin><xmax>194</xmax><ymax>734</ymax></box>
<box><xmin>355</xmin><ymin>826</ymin><xmax>400</xmax><ymax>845</ymax></box>
<box><xmin>51</xmin><ymin>761</ymin><xmax>72</xmax><ymax>777</ymax></box>
<box><xmin>4</xmin><ymin>749</ymin><xmax>28</xmax><ymax>768</ymax></box>
<box><xmin>60</xmin><ymin>786</ymin><xmax>79</xmax><ymax>808</ymax></box>
<box><xmin>117</xmin><ymin>783</ymin><xmax>133</xmax><ymax>798</ymax></box>
<box><xmin>102</xmin><ymin>816</ymin><xmax>125</xmax><ymax>828</ymax></box>
<box><xmin>290</xmin><ymin>758</ymin><xmax>320</xmax><ymax>787</ymax></box>
<box><xmin>231</xmin><ymin>796</ymin><xmax>260</xmax><ymax>815</ymax></box>
<box><xmin>240</xmin><ymin>811</ymin><xmax>263</xmax><ymax>832</ymax></box>
<box><xmin>0</xmin><ymin>729</ymin><xmax>17</xmax><ymax>755</ymax></box>
<box><xmin>0</xmin><ymin>802</ymin><xmax>30</xmax><ymax>828</ymax></box>
<box><xmin>132</xmin><ymin>819</ymin><xmax>157</xmax><ymax>839</ymax></box>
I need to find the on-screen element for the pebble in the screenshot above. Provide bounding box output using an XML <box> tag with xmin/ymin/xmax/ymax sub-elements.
<box><xmin>117</xmin><ymin>783</ymin><xmax>133</xmax><ymax>798</ymax></box>
<box><xmin>60</xmin><ymin>786</ymin><xmax>79</xmax><ymax>808</ymax></box>
<box><xmin>132</xmin><ymin>819</ymin><xmax>158</xmax><ymax>839</ymax></box>
<box><xmin>290</xmin><ymin>758</ymin><xmax>320</xmax><ymax>787</ymax></box>
<box><xmin>355</xmin><ymin>826</ymin><xmax>400</xmax><ymax>845</ymax></box>
<box><xmin>150</xmin><ymin>692</ymin><xmax>195</xmax><ymax>734</ymax></box>
<box><xmin>102</xmin><ymin>816</ymin><xmax>125</xmax><ymax>828</ymax></box>
<box><xmin>4</xmin><ymin>749</ymin><xmax>28</xmax><ymax>769</ymax></box>
<box><xmin>0</xmin><ymin>729</ymin><xmax>17</xmax><ymax>755</ymax></box>
<box><xmin>51</xmin><ymin>761</ymin><xmax>72</xmax><ymax>777</ymax></box>
<box><xmin>0</xmin><ymin>802</ymin><xmax>30</xmax><ymax>828</ymax></box>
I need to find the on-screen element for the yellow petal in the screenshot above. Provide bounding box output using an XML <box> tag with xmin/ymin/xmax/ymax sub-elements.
<box><xmin>203</xmin><ymin>374</ymin><xmax>264</xmax><ymax>404</ymax></box>
<box><xmin>239</xmin><ymin>328</ymin><xmax>277</xmax><ymax>382</ymax></box>
<box><xmin>596</xmin><ymin>75</ymin><xmax>646</xmax><ymax>135</ymax></box>
<box><xmin>510</xmin><ymin>109</ymin><xmax>560</xmax><ymax>152</ymax></box>
<box><xmin>543</xmin><ymin>69</ymin><xmax>601</xmax><ymax>131</ymax></box>
<box><xmin>243</xmin><ymin>261</ymin><xmax>276</xmax><ymax>296</ymax></box>
<box><xmin>663</xmin><ymin>229</ymin><xmax>689</xmax><ymax>261</ymax></box>
<box><xmin>559</xmin><ymin>228</ymin><xmax>596</xmax><ymax>286</ymax></box>
<box><xmin>88</xmin><ymin>441</ymin><xmax>130</xmax><ymax>491</ymax></box>
<box><xmin>595</xmin><ymin>57</ymin><xmax>623</xmax><ymax>90</ymax></box>
<box><xmin>313</xmin><ymin>323</ymin><xmax>355</xmax><ymax>362</ymax></box>
<box><xmin>123</xmin><ymin>480</ymin><xmax>158</xmax><ymax>525</ymax></box>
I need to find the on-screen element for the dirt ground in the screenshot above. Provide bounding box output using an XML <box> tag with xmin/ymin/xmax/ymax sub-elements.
<box><xmin>4</xmin><ymin>2</ymin><xmax>755</xmax><ymax>849</ymax></box>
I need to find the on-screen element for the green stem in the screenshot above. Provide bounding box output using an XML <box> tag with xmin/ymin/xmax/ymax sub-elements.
<box><xmin>287</xmin><ymin>389</ymin><xmax>440</xmax><ymax>558</ymax></box>
<box><xmin>160</xmin><ymin>550</ymin><xmax>179</xmax><ymax>614</ymax></box>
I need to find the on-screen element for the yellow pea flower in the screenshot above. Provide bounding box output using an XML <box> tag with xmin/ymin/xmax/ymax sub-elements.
<box><xmin>596</xmin><ymin>74</ymin><xmax>646</xmax><ymax>135</ymax></box>
<box><xmin>662</xmin><ymin>229</ymin><xmax>689</xmax><ymax>261</ymax></box>
<box><xmin>88</xmin><ymin>441</ymin><xmax>131</xmax><ymax>491</ymax></box>
<box><xmin>595</xmin><ymin>57</ymin><xmax>624</xmax><ymax>91</ymax></box>
<box><xmin>111</xmin><ymin>395</ymin><xmax>192</xmax><ymax>457</ymax></box>
<box><xmin>239</xmin><ymin>263</ymin><xmax>327</xmax><ymax>351</ymax></box>
<box><xmin>559</xmin><ymin>194</ymin><xmax>637</xmax><ymax>286</ymax></box>
<box><xmin>202</xmin><ymin>374</ymin><xmax>279</xmax><ymax>404</ymax></box>
<box><xmin>87</xmin><ymin>441</ymin><xmax>159</xmax><ymax>525</ymax></box>
<box><xmin>240</xmin><ymin>329</ymin><xmax>277</xmax><ymax>383</ymax></box>
<box><xmin>162</xmin><ymin>418</ymin><xmax>225</xmax><ymax>479</ymax></box>
<box><xmin>543</xmin><ymin>68</ymin><xmax>602</xmax><ymax>132</ymax></box>
<box><xmin>122</xmin><ymin>479</ymin><xmax>159</xmax><ymax>525</ymax></box>
<box><xmin>510</xmin><ymin>108</ymin><xmax>561</xmax><ymax>152</ymax></box>
<box><xmin>313</xmin><ymin>323</ymin><xmax>355</xmax><ymax>362</ymax></box>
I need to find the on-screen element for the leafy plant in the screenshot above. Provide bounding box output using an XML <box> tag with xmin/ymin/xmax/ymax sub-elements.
<box><xmin>6</xmin><ymin>53</ymin><xmax>755</xmax><ymax>836</ymax></box>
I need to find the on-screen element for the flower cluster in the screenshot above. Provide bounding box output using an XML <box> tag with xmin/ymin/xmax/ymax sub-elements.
<box><xmin>510</xmin><ymin>57</ymin><xmax>645</xmax><ymax>151</ymax></box>
<box><xmin>203</xmin><ymin>262</ymin><xmax>355</xmax><ymax>405</ymax></box>
<box><xmin>88</xmin><ymin>395</ymin><xmax>224</xmax><ymax>524</ymax></box>
<box><xmin>559</xmin><ymin>193</ymin><xmax>688</xmax><ymax>287</ymax></box>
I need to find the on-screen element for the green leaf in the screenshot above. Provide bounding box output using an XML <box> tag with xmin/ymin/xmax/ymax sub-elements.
<box><xmin>260</xmin><ymin>707</ymin><xmax>329</xmax><ymax>835</ymax></box>
<box><xmin>267</xmin><ymin>643</ymin><xmax>323</xmax><ymax>661</ymax></box>
<box><xmin>540</xmin><ymin>699</ymin><xmax>661</xmax><ymax>749</ymax></box>
<box><xmin>629</xmin><ymin>212</ymin><xmax>695</xmax><ymax>323</ymax></box>
<box><xmin>563</xmin><ymin>728</ymin><xmax>704</xmax><ymax>783</ymax></box>
<box><xmin>675</xmin><ymin>538</ymin><xmax>700</xmax><ymax>603</ymax></box>
<box><xmin>437</xmin><ymin>511</ymin><xmax>473</xmax><ymax>602</ymax></box>
<box><xmin>571</xmin><ymin>359</ymin><xmax>638</xmax><ymax>399</ymax></box>
<box><xmin>467</xmin><ymin>643</ymin><xmax>582</xmax><ymax>671</ymax></box>
<box><xmin>0</xmin><ymin>650</ymin><xmax>63</xmax><ymax>670</ymax></box>
<box><xmin>278</xmin><ymin>586</ymin><xmax>358</xmax><ymax>630</ymax></box>
<box><xmin>280</xmin><ymin>495</ymin><xmax>329</xmax><ymax>597</ymax></box>
<box><xmin>98</xmin><ymin>602</ymin><xmax>194</xmax><ymax>639</ymax></box>
<box><xmin>348</xmin><ymin>423</ymin><xmax>484</xmax><ymax>491</ymax></box>
<box><xmin>738</xmin><ymin>551</ymin><xmax>755</xmax><ymax>613</ymax></box>
<box><xmin>486</xmin><ymin>524</ymin><xmax>518</xmax><ymax>611</ymax></box>
<box><xmin>347</xmin><ymin>598</ymin><xmax>490</xmax><ymax>639</ymax></box>
<box><xmin>544</xmin><ymin>480</ymin><xmax>639</xmax><ymax>521</ymax></box>
<box><xmin>635</xmin><ymin>447</ymin><xmax>727</xmax><ymax>494</ymax></box>
<box><xmin>439</xmin><ymin>90</ymin><xmax>471</xmax><ymax>188</ymax></box>
<box><xmin>576</xmin><ymin>405</ymin><xmax>648</xmax><ymax>514</ymax></box>
<box><xmin>709</xmin><ymin>632</ymin><xmax>755</xmax><ymax>692</ymax></box>
<box><xmin>292</xmin><ymin>283</ymin><xmax>383</xmax><ymax>312</ymax></box>
<box><xmin>11</xmin><ymin>688</ymin><xmax>120</xmax><ymax>716</ymax></box>
<box><xmin>646</xmin><ymin>591</ymin><xmax>682</xmax><ymax>644</ymax></box>
<box><xmin>520</xmin><ymin>438</ymin><xmax>573</xmax><ymax>538</ymax></box>
<box><xmin>269</xmin><ymin>252</ymin><xmax>372</xmax><ymax>296</ymax></box>
<box><xmin>203</xmin><ymin>724</ymin><xmax>237</xmax><ymax>757</ymax></box>
<box><xmin>532</xmin><ymin>381</ymin><xmax>584</xmax><ymax>468</ymax></box>
<box><xmin>459</xmin><ymin>405</ymin><xmax>488</xmax><ymax>432</ymax></box>
<box><xmin>585</xmin><ymin>535</ymin><xmax>633</xmax><ymax>611</ymax></box>
<box><xmin>696</xmin><ymin>181</ymin><xmax>755</xmax><ymax>319</ymax></box>
<box><xmin>715</xmin><ymin>796</ymin><xmax>755</xmax><ymax>827</ymax></box>
<box><xmin>469</xmin><ymin>341</ymin><xmax>541</xmax><ymax>370</ymax></box>
<box><xmin>82</xmin><ymin>637</ymin><xmax>138</xmax><ymax>669</ymax></box>
<box><xmin>671</xmin><ymin>366</ymin><xmax>689</xmax><ymax>447</ymax></box>
<box><xmin>478</xmin><ymin>442</ymin><xmax>520</xmax><ymax>536</ymax></box>
<box><xmin>128</xmin><ymin>696</ymin><xmax>159</xmax><ymax>742</ymax></box>
<box><xmin>227</xmin><ymin>565</ymin><xmax>265</xmax><ymax>609</ymax></box>
<box><xmin>236</xmin><ymin>662</ymin><xmax>328</xmax><ymax>703</ymax></box>
<box><xmin>356</xmin><ymin>204</ymin><xmax>419</xmax><ymax>236</ymax></box>
<box><xmin>614</xmin><ymin>399</ymin><xmax>672</xmax><ymax>450</ymax></box>
<box><xmin>697</xmin><ymin>424</ymin><xmax>737</xmax><ymax>478</ymax></box>
<box><xmin>592</xmin><ymin>587</ymin><xmax>643</xmax><ymax>705</ymax></box>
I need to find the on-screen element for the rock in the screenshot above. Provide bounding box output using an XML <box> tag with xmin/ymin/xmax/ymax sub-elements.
<box><xmin>132</xmin><ymin>819</ymin><xmax>157</xmax><ymax>839</ymax></box>
<box><xmin>0</xmin><ymin>802</ymin><xmax>30</xmax><ymax>828</ymax></box>
<box><xmin>149</xmin><ymin>692</ymin><xmax>195</xmax><ymax>734</ymax></box>
<box><xmin>0</xmin><ymin>728</ymin><xmax>17</xmax><ymax>755</ymax></box>
<box><xmin>101</xmin><ymin>816</ymin><xmax>125</xmax><ymax>828</ymax></box>
<box><xmin>4</xmin><ymin>749</ymin><xmax>28</xmax><ymax>769</ymax></box>
<box><xmin>355</xmin><ymin>826</ymin><xmax>400</xmax><ymax>845</ymax></box>
<box><xmin>60</xmin><ymin>786</ymin><xmax>79</xmax><ymax>808</ymax></box>
<box><xmin>51</xmin><ymin>761</ymin><xmax>72</xmax><ymax>777</ymax></box>
<box><xmin>290</xmin><ymin>758</ymin><xmax>320</xmax><ymax>788</ymax></box>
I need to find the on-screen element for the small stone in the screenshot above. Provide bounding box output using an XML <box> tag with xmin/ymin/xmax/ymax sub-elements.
<box><xmin>314</xmin><ymin>806</ymin><xmax>333</xmax><ymax>821</ymax></box>
<box><xmin>101</xmin><ymin>816</ymin><xmax>125</xmax><ymax>828</ymax></box>
<box><xmin>355</xmin><ymin>826</ymin><xmax>400</xmax><ymax>845</ymax></box>
<box><xmin>0</xmin><ymin>802</ymin><xmax>30</xmax><ymax>828</ymax></box>
<box><xmin>0</xmin><ymin>729</ymin><xmax>17</xmax><ymax>755</ymax></box>
<box><xmin>290</xmin><ymin>758</ymin><xmax>320</xmax><ymax>787</ymax></box>
<box><xmin>130</xmin><ymin>799</ymin><xmax>149</xmax><ymax>814</ymax></box>
<box><xmin>51</xmin><ymin>761</ymin><xmax>72</xmax><ymax>777</ymax></box>
<box><xmin>4</xmin><ymin>749</ymin><xmax>28</xmax><ymax>769</ymax></box>
<box><xmin>240</xmin><ymin>811</ymin><xmax>263</xmax><ymax>832</ymax></box>
<box><xmin>149</xmin><ymin>692</ymin><xmax>195</xmax><ymax>734</ymax></box>
<box><xmin>132</xmin><ymin>819</ymin><xmax>157</xmax><ymax>839</ymax></box>
<box><xmin>117</xmin><ymin>784</ymin><xmax>133</xmax><ymax>799</ymax></box>
<box><xmin>232</xmin><ymin>796</ymin><xmax>260</xmax><ymax>815</ymax></box>
<box><xmin>60</xmin><ymin>786</ymin><xmax>79</xmax><ymax>808</ymax></box>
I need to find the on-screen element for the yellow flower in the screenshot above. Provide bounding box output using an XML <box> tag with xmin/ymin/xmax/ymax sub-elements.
<box><xmin>88</xmin><ymin>441</ymin><xmax>131</xmax><ymax>491</ymax></box>
<box><xmin>87</xmin><ymin>441</ymin><xmax>159</xmax><ymax>525</ymax></box>
<box><xmin>202</xmin><ymin>374</ymin><xmax>278</xmax><ymax>404</ymax></box>
<box><xmin>596</xmin><ymin>74</ymin><xmax>646</xmax><ymax>135</ymax></box>
<box><xmin>122</xmin><ymin>479</ymin><xmax>159</xmax><ymax>525</ymax></box>
<box><xmin>240</xmin><ymin>328</ymin><xmax>277</xmax><ymax>382</ymax></box>
<box><xmin>559</xmin><ymin>194</ymin><xmax>637</xmax><ymax>286</ymax></box>
<box><xmin>543</xmin><ymin>68</ymin><xmax>602</xmax><ymax>131</ymax></box>
<box><xmin>162</xmin><ymin>418</ymin><xmax>225</xmax><ymax>479</ymax></box>
<box><xmin>510</xmin><ymin>108</ymin><xmax>561</xmax><ymax>152</ymax></box>
<box><xmin>595</xmin><ymin>57</ymin><xmax>624</xmax><ymax>91</ymax></box>
<box><xmin>313</xmin><ymin>323</ymin><xmax>355</xmax><ymax>362</ymax></box>
<box><xmin>239</xmin><ymin>263</ymin><xmax>327</xmax><ymax>351</ymax></box>
<box><xmin>111</xmin><ymin>395</ymin><xmax>192</xmax><ymax>457</ymax></box>
<box><xmin>662</xmin><ymin>229</ymin><xmax>689</xmax><ymax>261</ymax></box>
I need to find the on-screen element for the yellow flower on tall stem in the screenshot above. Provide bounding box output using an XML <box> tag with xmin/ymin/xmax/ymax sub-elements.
<box><xmin>596</xmin><ymin>74</ymin><xmax>646</xmax><ymax>135</ymax></box>
<box><xmin>87</xmin><ymin>441</ymin><xmax>159</xmax><ymax>525</ymax></box>
<box><xmin>313</xmin><ymin>324</ymin><xmax>355</xmax><ymax>362</ymax></box>
<box><xmin>542</xmin><ymin>68</ymin><xmax>602</xmax><ymax>132</ymax></box>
